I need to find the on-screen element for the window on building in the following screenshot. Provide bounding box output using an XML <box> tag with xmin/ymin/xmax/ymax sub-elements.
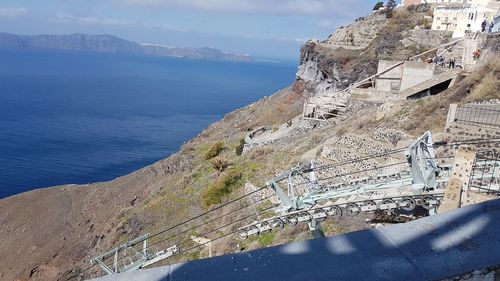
<box><xmin>437</xmin><ymin>17</ymin><xmax>441</xmax><ymax>20</ymax></box>
<box><xmin>437</xmin><ymin>26</ymin><xmax>441</xmax><ymax>29</ymax></box>
<box><xmin>453</xmin><ymin>17</ymin><xmax>457</xmax><ymax>20</ymax></box>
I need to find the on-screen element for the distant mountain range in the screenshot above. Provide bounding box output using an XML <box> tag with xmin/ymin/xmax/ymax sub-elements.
<box><xmin>0</xmin><ymin>33</ymin><xmax>253</xmax><ymax>62</ymax></box>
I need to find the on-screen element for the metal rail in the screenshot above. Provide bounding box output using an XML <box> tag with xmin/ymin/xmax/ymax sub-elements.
<box><xmin>469</xmin><ymin>151</ymin><xmax>500</xmax><ymax>196</ymax></box>
<box><xmin>237</xmin><ymin>191</ymin><xmax>445</xmax><ymax>239</ymax></box>
<box><xmin>90</xmin><ymin>233</ymin><xmax>179</xmax><ymax>275</ymax></box>
<box><xmin>454</xmin><ymin>104</ymin><xmax>500</xmax><ymax>128</ymax></box>
<box><xmin>86</xmin><ymin>132</ymin><xmax>500</xmax><ymax>277</ymax></box>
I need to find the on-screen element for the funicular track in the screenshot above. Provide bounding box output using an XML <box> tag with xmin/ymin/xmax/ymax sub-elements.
<box><xmin>237</xmin><ymin>191</ymin><xmax>446</xmax><ymax>239</ymax></box>
<box><xmin>83</xmin><ymin>135</ymin><xmax>500</xmax><ymax>279</ymax></box>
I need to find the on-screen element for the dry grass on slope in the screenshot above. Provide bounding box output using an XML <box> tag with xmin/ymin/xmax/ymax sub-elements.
<box><xmin>463</xmin><ymin>58</ymin><xmax>500</xmax><ymax>103</ymax></box>
<box><xmin>395</xmin><ymin>58</ymin><xmax>500</xmax><ymax>135</ymax></box>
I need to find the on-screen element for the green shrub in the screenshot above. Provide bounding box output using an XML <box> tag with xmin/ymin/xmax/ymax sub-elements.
<box><xmin>417</xmin><ymin>18</ymin><xmax>432</xmax><ymax>29</ymax></box>
<box><xmin>202</xmin><ymin>169</ymin><xmax>242</xmax><ymax>207</ymax></box>
<box><xmin>204</xmin><ymin>141</ymin><xmax>224</xmax><ymax>160</ymax></box>
<box><xmin>210</xmin><ymin>157</ymin><xmax>229</xmax><ymax>172</ymax></box>
<box><xmin>257</xmin><ymin>232</ymin><xmax>275</xmax><ymax>247</ymax></box>
<box><xmin>385</xmin><ymin>9</ymin><xmax>394</xmax><ymax>18</ymax></box>
<box><xmin>235</xmin><ymin>138</ymin><xmax>245</xmax><ymax>156</ymax></box>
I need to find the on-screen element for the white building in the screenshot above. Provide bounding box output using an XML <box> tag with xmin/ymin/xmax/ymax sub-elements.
<box><xmin>431</xmin><ymin>5</ymin><xmax>497</xmax><ymax>37</ymax></box>
<box><xmin>426</xmin><ymin>0</ymin><xmax>469</xmax><ymax>5</ymax></box>
<box><xmin>469</xmin><ymin>0</ymin><xmax>500</xmax><ymax>10</ymax></box>
<box><xmin>401</xmin><ymin>0</ymin><xmax>500</xmax><ymax>9</ymax></box>
<box><xmin>400</xmin><ymin>0</ymin><xmax>425</xmax><ymax>6</ymax></box>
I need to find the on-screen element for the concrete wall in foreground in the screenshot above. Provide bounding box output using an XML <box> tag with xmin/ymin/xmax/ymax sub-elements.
<box><xmin>90</xmin><ymin>199</ymin><xmax>500</xmax><ymax>281</ymax></box>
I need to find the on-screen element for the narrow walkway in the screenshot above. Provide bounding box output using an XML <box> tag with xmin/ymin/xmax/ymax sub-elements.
<box><xmin>90</xmin><ymin>199</ymin><xmax>500</xmax><ymax>281</ymax></box>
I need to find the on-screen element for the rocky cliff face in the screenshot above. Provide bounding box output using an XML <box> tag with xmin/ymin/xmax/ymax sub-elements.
<box><xmin>322</xmin><ymin>13</ymin><xmax>388</xmax><ymax>50</ymax></box>
<box><xmin>294</xmin><ymin>7</ymin><xmax>448</xmax><ymax>96</ymax></box>
<box><xmin>295</xmin><ymin>12</ymin><xmax>389</xmax><ymax>94</ymax></box>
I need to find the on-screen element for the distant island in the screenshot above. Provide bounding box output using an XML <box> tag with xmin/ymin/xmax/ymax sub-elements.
<box><xmin>0</xmin><ymin>32</ymin><xmax>253</xmax><ymax>62</ymax></box>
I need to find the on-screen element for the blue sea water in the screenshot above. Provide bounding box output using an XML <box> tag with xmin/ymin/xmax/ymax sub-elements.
<box><xmin>0</xmin><ymin>50</ymin><xmax>296</xmax><ymax>198</ymax></box>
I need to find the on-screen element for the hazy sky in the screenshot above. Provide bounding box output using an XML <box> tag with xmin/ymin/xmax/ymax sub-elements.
<box><xmin>0</xmin><ymin>0</ymin><xmax>382</xmax><ymax>60</ymax></box>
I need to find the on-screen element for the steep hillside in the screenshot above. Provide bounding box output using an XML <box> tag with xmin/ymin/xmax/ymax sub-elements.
<box><xmin>0</xmin><ymin>7</ymin><xmax>499</xmax><ymax>281</ymax></box>
<box><xmin>296</xmin><ymin>6</ymin><xmax>449</xmax><ymax>95</ymax></box>
<box><xmin>0</xmin><ymin>86</ymin><xmax>305</xmax><ymax>281</ymax></box>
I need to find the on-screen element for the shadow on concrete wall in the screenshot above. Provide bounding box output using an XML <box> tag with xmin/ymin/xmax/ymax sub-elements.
<box><xmin>92</xmin><ymin>199</ymin><xmax>500</xmax><ymax>281</ymax></box>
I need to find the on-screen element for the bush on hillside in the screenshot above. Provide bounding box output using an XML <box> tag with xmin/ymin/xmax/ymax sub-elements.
<box><xmin>235</xmin><ymin>138</ymin><xmax>245</xmax><ymax>156</ymax></box>
<box><xmin>385</xmin><ymin>9</ymin><xmax>394</xmax><ymax>18</ymax></box>
<box><xmin>417</xmin><ymin>18</ymin><xmax>432</xmax><ymax>29</ymax></box>
<box><xmin>210</xmin><ymin>157</ymin><xmax>229</xmax><ymax>172</ymax></box>
<box><xmin>386</xmin><ymin>0</ymin><xmax>397</xmax><ymax>10</ymax></box>
<box><xmin>407</xmin><ymin>3</ymin><xmax>430</xmax><ymax>13</ymax></box>
<box><xmin>204</xmin><ymin>141</ymin><xmax>224</xmax><ymax>160</ymax></box>
<box><xmin>373</xmin><ymin>1</ymin><xmax>384</xmax><ymax>10</ymax></box>
<box><xmin>202</xmin><ymin>169</ymin><xmax>242</xmax><ymax>207</ymax></box>
<box><xmin>384</xmin><ymin>10</ymin><xmax>417</xmax><ymax>32</ymax></box>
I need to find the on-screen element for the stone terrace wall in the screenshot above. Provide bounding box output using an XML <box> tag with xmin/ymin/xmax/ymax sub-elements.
<box><xmin>321</xmin><ymin>13</ymin><xmax>388</xmax><ymax>50</ymax></box>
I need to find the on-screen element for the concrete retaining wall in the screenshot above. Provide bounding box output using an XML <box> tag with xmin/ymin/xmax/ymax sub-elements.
<box><xmin>400</xmin><ymin>61</ymin><xmax>435</xmax><ymax>91</ymax></box>
<box><xmin>375</xmin><ymin>60</ymin><xmax>435</xmax><ymax>93</ymax></box>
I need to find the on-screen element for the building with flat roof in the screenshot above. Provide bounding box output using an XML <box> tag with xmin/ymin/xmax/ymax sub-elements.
<box><xmin>431</xmin><ymin>5</ymin><xmax>496</xmax><ymax>37</ymax></box>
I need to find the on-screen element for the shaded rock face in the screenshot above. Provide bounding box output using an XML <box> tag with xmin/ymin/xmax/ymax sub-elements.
<box><xmin>295</xmin><ymin>12</ymin><xmax>390</xmax><ymax>95</ymax></box>
<box><xmin>296</xmin><ymin>42</ymin><xmax>331</xmax><ymax>94</ymax></box>
<box><xmin>296</xmin><ymin>40</ymin><xmax>372</xmax><ymax>95</ymax></box>
<box><xmin>294</xmin><ymin>12</ymin><xmax>455</xmax><ymax>97</ymax></box>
